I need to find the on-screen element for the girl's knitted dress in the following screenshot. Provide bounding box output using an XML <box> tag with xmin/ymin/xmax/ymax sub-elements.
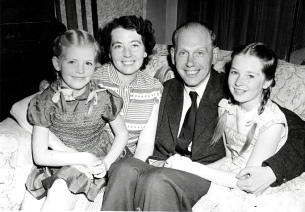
<box><xmin>25</xmin><ymin>78</ymin><xmax>123</xmax><ymax>201</ymax></box>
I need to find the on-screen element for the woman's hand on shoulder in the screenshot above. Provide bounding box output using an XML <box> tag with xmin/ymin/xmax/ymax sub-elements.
<box><xmin>10</xmin><ymin>92</ymin><xmax>42</xmax><ymax>133</ymax></box>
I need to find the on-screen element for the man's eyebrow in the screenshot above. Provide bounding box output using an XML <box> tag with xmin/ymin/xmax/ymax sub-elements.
<box><xmin>230</xmin><ymin>67</ymin><xmax>237</xmax><ymax>70</ymax></box>
<box><xmin>111</xmin><ymin>41</ymin><xmax>121</xmax><ymax>46</ymax></box>
<box><xmin>247</xmin><ymin>71</ymin><xmax>260</xmax><ymax>75</ymax></box>
<box><xmin>130</xmin><ymin>40</ymin><xmax>143</xmax><ymax>44</ymax></box>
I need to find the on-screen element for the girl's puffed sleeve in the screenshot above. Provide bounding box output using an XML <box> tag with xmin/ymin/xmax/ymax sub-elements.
<box><xmin>27</xmin><ymin>89</ymin><xmax>56</xmax><ymax>128</ymax></box>
<box><xmin>102</xmin><ymin>89</ymin><xmax>123</xmax><ymax>122</ymax></box>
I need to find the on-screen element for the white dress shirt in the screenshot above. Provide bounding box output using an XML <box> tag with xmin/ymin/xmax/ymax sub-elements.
<box><xmin>178</xmin><ymin>74</ymin><xmax>210</xmax><ymax>152</ymax></box>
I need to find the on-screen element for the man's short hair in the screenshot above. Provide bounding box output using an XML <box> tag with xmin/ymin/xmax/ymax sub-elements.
<box><xmin>172</xmin><ymin>22</ymin><xmax>217</xmax><ymax>48</ymax></box>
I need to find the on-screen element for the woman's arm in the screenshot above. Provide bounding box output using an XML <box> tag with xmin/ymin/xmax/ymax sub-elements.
<box><xmin>133</xmin><ymin>101</ymin><xmax>160</xmax><ymax>161</ymax></box>
<box><xmin>166</xmin><ymin>124</ymin><xmax>285</xmax><ymax>189</ymax></box>
<box><xmin>10</xmin><ymin>93</ymin><xmax>76</xmax><ymax>152</ymax></box>
<box><xmin>32</xmin><ymin>126</ymin><xmax>99</xmax><ymax>167</ymax></box>
<box><xmin>10</xmin><ymin>92</ymin><xmax>40</xmax><ymax>133</ymax></box>
<box><xmin>103</xmin><ymin>114</ymin><xmax>129</xmax><ymax>170</ymax></box>
<box><xmin>171</xmin><ymin>160</ymin><xmax>239</xmax><ymax>188</ymax></box>
<box><xmin>245</xmin><ymin>124</ymin><xmax>284</xmax><ymax>167</ymax></box>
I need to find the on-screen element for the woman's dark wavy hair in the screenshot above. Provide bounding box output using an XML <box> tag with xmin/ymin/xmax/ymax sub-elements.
<box><xmin>98</xmin><ymin>15</ymin><xmax>156</xmax><ymax>70</ymax></box>
<box><xmin>211</xmin><ymin>42</ymin><xmax>278</xmax><ymax>155</ymax></box>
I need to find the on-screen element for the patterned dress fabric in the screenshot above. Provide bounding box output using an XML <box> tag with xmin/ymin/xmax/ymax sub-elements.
<box><xmin>93</xmin><ymin>63</ymin><xmax>163</xmax><ymax>154</ymax></box>
<box><xmin>217</xmin><ymin>99</ymin><xmax>287</xmax><ymax>172</ymax></box>
<box><xmin>192</xmin><ymin>99</ymin><xmax>305</xmax><ymax>211</ymax></box>
<box><xmin>25</xmin><ymin>78</ymin><xmax>123</xmax><ymax>201</ymax></box>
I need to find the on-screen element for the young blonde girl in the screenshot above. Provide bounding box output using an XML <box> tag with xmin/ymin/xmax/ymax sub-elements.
<box><xmin>166</xmin><ymin>42</ymin><xmax>288</xmax><ymax>210</ymax></box>
<box><xmin>21</xmin><ymin>29</ymin><xmax>128</xmax><ymax>210</ymax></box>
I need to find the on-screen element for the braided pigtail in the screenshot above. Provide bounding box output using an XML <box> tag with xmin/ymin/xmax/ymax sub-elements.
<box><xmin>258</xmin><ymin>80</ymin><xmax>274</xmax><ymax>114</ymax></box>
<box><xmin>211</xmin><ymin>111</ymin><xmax>228</xmax><ymax>145</ymax></box>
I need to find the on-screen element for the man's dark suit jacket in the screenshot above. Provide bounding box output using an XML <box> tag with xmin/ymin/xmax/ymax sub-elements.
<box><xmin>153</xmin><ymin>69</ymin><xmax>227</xmax><ymax>164</ymax></box>
<box><xmin>153</xmin><ymin>68</ymin><xmax>305</xmax><ymax>186</ymax></box>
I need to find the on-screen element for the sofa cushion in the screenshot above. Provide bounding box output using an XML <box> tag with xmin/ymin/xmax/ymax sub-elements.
<box><xmin>0</xmin><ymin>118</ymin><xmax>33</xmax><ymax>210</ymax></box>
<box><xmin>271</xmin><ymin>60</ymin><xmax>305</xmax><ymax>121</ymax></box>
<box><xmin>193</xmin><ymin>173</ymin><xmax>305</xmax><ymax>211</ymax></box>
<box><xmin>145</xmin><ymin>44</ymin><xmax>175</xmax><ymax>84</ymax></box>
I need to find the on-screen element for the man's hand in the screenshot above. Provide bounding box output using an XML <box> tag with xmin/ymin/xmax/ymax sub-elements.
<box><xmin>236</xmin><ymin>166</ymin><xmax>276</xmax><ymax>195</ymax></box>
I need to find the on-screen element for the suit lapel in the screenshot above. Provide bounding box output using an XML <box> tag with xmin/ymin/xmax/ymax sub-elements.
<box><xmin>167</xmin><ymin>81</ymin><xmax>184</xmax><ymax>143</ymax></box>
<box><xmin>193</xmin><ymin>70</ymin><xmax>224</xmax><ymax>140</ymax></box>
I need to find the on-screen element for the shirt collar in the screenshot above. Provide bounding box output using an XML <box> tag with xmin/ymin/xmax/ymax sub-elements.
<box><xmin>55</xmin><ymin>79</ymin><xmax>90</xmax><ymax>101</ymax></box>
<box><xmin>184</xmin><ymin>73</ymin><xmax>210</xmax><ymax>100</ymax></box>
<box><xmin>108</xmin><ymin>63</ymin><xmax>139</xmax><ymax>87</ymax></box>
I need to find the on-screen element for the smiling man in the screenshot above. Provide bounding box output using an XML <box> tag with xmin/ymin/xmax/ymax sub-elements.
<box><xmin>171</xmin><ymin>24</ymin><xmax>218</xmax><ymax>90</ymax></box>
<box><xmin>152</xmin><ymin>22</ymin><xmax>225</xmax><ymax>164</ymax></box>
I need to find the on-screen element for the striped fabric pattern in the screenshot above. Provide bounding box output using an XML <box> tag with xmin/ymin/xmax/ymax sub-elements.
<box><xmin>66</xmin><ymin>187</ymin><xmax>105</xmax><ymax>211</ymax></box>
<box><xmin>93</xmin><ymin>63</ymin><xmax>163</xmax><ymax>154</ymax></box>
<box><xmin>54</xmin><ymin>0</ymin><xmax>146</xmax><ymax>37</ymax></box>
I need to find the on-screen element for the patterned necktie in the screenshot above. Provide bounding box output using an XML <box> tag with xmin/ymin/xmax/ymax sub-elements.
<box><xmin>176</xmin><ymin>91</ymin><xmax>198</xmax><ymax>155</ymax></box>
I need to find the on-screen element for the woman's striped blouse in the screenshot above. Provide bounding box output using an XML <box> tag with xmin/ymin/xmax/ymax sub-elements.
<box><xmin>93</xmin><ymin>63</ymin><xmax>163</xmax><ymax>154</ymax></box>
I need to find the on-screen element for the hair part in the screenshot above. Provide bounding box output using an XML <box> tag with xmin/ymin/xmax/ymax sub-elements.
<box><xmin>53</xmin><ymin>29</ymin><xmax>101</xmax><ymax>63</ymax></box>
<box><xmin>211</xmin><ymin>42</ymin><xmax>278</xmax><ymax>155</ymax></box>
<box><xmin>98</xmin><ymin>15</ymin><xmax>156</xmax><ymax>69</ymax></box>
<box><xmin>172</xmin><ymin>22</ymin><xmax>217</xmax><ymax>48</ymax></box>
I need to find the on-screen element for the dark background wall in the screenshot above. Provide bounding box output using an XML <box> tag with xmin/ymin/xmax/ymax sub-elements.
<box><xmin>0</xmin><ymin>0</ymin><xmax>66</xmax><ymax>121</ymax></box>
<box><xmin>1</xmin><ymin>0</ymin><xmax>304</xmax><ymax>121</ymax></box>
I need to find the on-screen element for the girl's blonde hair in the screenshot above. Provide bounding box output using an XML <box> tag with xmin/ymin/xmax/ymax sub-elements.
<box><xmin>53</xmin><ymin>29</ymin><xmax>101</xmax><ymax>63</ymax></box>
<box><xmin>211</xmin><ymin>42</ymin><xmax>278</xmax><ymax>154</ymax></box>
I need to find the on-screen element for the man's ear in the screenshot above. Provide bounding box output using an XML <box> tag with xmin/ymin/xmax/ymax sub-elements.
<box><xmin>170</xmin><ymin>47</ymin><xmax>175</xmax><ymax>65</ymax></box>
<box><xmin>212</xmin><ymin>47</ymin><xmax>219</xmax><ymax>65</ymax></box>
<box><xmin>52</xmin><ymin>56</ymin><xmax>60</xmax><ymax>72</ymax></box>
<box><xmin>263</xmin><ymin>79</ymin><xmax>273</xmax><ymax>89</ymax></box>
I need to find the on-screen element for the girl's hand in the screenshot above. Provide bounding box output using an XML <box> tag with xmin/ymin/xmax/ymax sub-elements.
<box><xmin>89</xmin><ymin>160</ymin><xmax>107</xmax><ymax>179</ymax></box>
<box><xmin>71</xmin><ymin>164</ymin><xmax>93</xmax><ymax>179</ymax></box>
<box><xmin>164</xmin><ymin>154</ymin><xmax>192</xmax><ymax>171</ymax></box>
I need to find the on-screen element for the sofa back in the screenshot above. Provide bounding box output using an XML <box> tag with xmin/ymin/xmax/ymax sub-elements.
<box><xmin>144</xmin><ymin>44</ymin><xmax>305</xmax><ymax>121</ymax></box>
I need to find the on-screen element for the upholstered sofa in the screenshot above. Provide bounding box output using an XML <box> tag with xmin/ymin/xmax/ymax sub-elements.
<box><xmin>1</xmin><ymin>44</ymin><xmax>305</xmax><ymax>211</ymax></box>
